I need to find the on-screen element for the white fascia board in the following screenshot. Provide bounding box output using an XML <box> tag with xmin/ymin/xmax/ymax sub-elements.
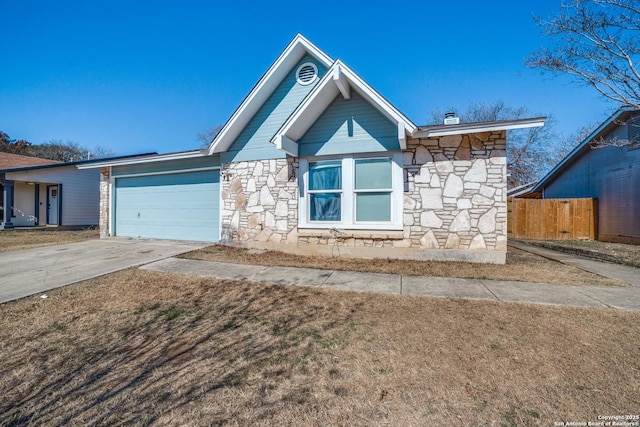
<box><xmin>273</xmin><ymin>61</ymin><xmax>417</xmax><ymax>148</ymax></box>
<box><xmin>207</xmin><ymin>34</ymin><xmax>334</xmax><ymax>155</ymax></box>
<box><xmin>274</xmin><ymin>69</ymin><xmax>340</xmax><ymax>143</ymax></box>
<box><xmin>333</xmin><ymin>60</ymin><xmax>417</xmax><ymax>135</ymax></box>
<box><xmin>76</xmin><ymin>151</ymin><xmax>206</xmax><ymax>169</ymax></box>
<box><xmin>333</xmin><ymin>67</ymin><xmax>350</xmax><ymax>99</ymax></box>
<box><xmin>413</xmin><ymin>117</ymin><xmax>546</xmax><ymax>138</ymax></box>
<box><xmin>275</xmin><ymin>135</ymin><xmax>298</xmax><ymax>157</ymax></box>
<box><xmin>397</xmin><ymin>123</ymin><xmax>407</xmax><ymax>149</ymax></box>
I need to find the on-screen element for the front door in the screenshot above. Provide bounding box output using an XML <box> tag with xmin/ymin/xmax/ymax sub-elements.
<box><xmin>47</xmin><ymin>185</ymin><xmax>59</xmax><ymax>225</ymax></box>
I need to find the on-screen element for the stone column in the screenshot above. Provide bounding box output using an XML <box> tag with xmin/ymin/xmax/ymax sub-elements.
<box><xmin>1</xmin><ymin>178</ymin><xmax>15</xmax><ymax>229</ymax></box>
<box><xmin>99</xmin><ymin>167</ymin><xmax>110</xmax><ymax>238</ymax></box>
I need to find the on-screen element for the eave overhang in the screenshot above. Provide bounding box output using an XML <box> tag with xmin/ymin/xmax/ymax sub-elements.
<box><xmin>414</xmin><ymin>117</ymin><xmax>547</xmax><ymax>138</ymax></box>
<box><xmin>272</xmin><ymin>60</ymin><xmax>417</xmax><ymax>156</ymax></box>
<box><xmin>207</xmin><ymin>34</ymin><xmax>334</xmax><ymax>155</ymax></box>
<box><xmin>76</xmin><ymin>150</ymin><xmax>205</xmax><ymax>169</ymax></box>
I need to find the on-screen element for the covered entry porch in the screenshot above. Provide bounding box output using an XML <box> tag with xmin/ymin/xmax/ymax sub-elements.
<box><xmin>0</xmin><ymin>175</ymin><xmax>62</xmax><ymax>229</ymax></box>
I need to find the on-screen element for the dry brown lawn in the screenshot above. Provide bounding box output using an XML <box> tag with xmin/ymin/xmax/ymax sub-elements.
<box><xmin>181</xmin><ymin>244</ymin><xmax>627</xmax><ymax>287</ymax></box>
<box><xmin>1</xmin><ymin>269</ymin><xmax>638</xmax><ymax>426</ymax></box>
<box><xmin>0</xmin><ymin>228</ymin><xmax>98</xmax><ymax>252</ymax></box>
<box><xmin>522</xmin><ymin>239</ymin><xmax>640</xmax><ymax>269</ymax></box>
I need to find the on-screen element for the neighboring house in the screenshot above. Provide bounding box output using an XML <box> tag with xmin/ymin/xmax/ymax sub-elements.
<box><xmin>0</xmin><ymin>153</ymin><xmax>154</xmax><ymax>229</ymax></box>
<box><xmin>81</xmin><ymin>34</ymin><xmax>545</xmax><ymax>264</ymax></box>
<box><xmin>0</xmin><ymin>152</ymin><xmax>61</xmax><ymax>169</ymax></box>
<box><xmin>531</xmin><ymin>107</ymin><xmax>640</xmax><ymax>244</ymax></box>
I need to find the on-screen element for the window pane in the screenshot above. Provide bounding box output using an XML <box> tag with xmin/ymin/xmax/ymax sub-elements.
<box><xmin>309</xmin><ymin>161</ymin><xmax>342</xmax><ymax>191</ymax></box>
<box><xmin>310</xmin><ymin>193</ymin><xmax>341</xmax><ymax>221</ymax></box>
<box><xmin>355</xmin><ymin>158</ymin><xmax>392</xmax><ymax>189</ymax></box>
<box><xmin>356</xmin><ymin>192</ymin><xmax>391</xmax><ymax>222</ymax></box>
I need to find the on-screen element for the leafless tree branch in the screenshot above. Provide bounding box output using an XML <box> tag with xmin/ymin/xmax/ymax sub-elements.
<box><xmin>527</xmin><ymin>0</ymin><xmax>640</xmax><ymax>110</ymax></box>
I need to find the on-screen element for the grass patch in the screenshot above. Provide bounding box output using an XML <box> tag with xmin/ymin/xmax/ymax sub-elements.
<box><xmin>180</xmin><ymin>243</ymin><xmax>627</xmax><ymax>287</ymax></box>
<box><xmin>0</xmin><ymin>229</ymin><xmax>98</xmax><ymax>252</ymax></box>
<box><xmin>0</xmin><ymin>269</ymin><xmax>638</xmax><ymax>425</ymax></box>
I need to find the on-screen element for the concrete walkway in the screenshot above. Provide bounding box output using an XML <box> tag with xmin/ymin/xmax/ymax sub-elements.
<box><xmin>509</xmin><ymin>240</ymin><xmax>640</xmax><ymax>287</ymax></box>
<box><xmin>0</xmin><ymin>239</ymin><xmax>208</xmax><ymax>304</ymax></box>
<box><xmin>142</xmin><ymin>257</ymin><xmax>640</xmax><ymax>311</ymax></box>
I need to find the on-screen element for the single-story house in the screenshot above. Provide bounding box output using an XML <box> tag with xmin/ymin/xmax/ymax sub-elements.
<box><xmin>1</xmin><ymin>153</ymin><xmax>154</xmax><ymax>229</ymax></box>
<box><xmin>531</xmin><ymin>107</ymin><xmax>640</xmax><ymax>244</ymax></box>
<box><xmin>80</xmin><ymin>34</ymin><xmax>545</xmax><ymax>264</ymax></box>
<box><xmin>0</xmin><ymin>152</ymin><xmax>61</xmax><ymax>169</ymax></box>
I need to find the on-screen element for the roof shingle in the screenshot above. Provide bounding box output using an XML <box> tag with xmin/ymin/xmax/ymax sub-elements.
<box><xmin>0</xmin><ymin>152</ymin><xmax>61</xmax><ymax>170</ymax></box>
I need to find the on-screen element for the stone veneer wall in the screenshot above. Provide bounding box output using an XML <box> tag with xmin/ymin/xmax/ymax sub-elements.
<box><xmin>220</xmin><ymin>130</ymin><xmax>507</xmax><ymax>263</ymax></box>
<box><xmin>99</xmin><ymin>167</ymin><xmax>110</xmax><ymax>238</ymax></box>
<box><xmin>220</xmin><ymin>159</ymin><xmax>299</xmax><ymax>244</ymax></box>
<box><xmin>400</xmin><ymin>130</ymin><xmax>507</xmax><ymax>253</ymax></box>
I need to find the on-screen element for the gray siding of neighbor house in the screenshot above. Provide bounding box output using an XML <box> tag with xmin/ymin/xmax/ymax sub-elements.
<box><xmin>543</xmin><ymin>125</ymin><xmax>640</xmax><ymax>244</ymax></box>
<box><xmin>6</xmin><ymin>166</ymin><xmax>99</xmax><ymax>226</ymax></box>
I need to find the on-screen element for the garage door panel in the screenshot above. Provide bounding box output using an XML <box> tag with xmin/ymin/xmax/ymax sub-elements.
<box><xmin>115</xmin><ymin>170</ymin><xmax>219</xmax><ymax>242</ymax></box>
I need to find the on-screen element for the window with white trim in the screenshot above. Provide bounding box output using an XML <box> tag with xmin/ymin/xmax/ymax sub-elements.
<box><xmin>299</xmin><ymin>154</ymin><xmax>403</xmax><ymax>230</ymax></box>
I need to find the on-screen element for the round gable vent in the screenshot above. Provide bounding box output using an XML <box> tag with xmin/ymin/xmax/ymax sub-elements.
<box><xmin>296</xmin><ymin>62</ymin><xmax>318</xmax><ymax>85</ymax></box>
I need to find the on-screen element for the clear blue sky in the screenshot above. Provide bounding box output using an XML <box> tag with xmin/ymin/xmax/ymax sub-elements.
<box><xmin>1</xmin><ymin>0</ymin><xmax>615</xmax><ymax>156</ymax></box>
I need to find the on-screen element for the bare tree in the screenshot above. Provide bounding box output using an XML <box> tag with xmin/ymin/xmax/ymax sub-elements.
<box><xmin>0</xmin><ymin>132</ymin><xmax>30</xmax><ymax>154</ymax></box>
<box><xmin>88</xmin><ymin>145</ymin><xmax>116</xmax><ymax>159</ymax></box>
<box><xmin>589</xmin><ymin>114</ymin><xmax>640</xmax><ymax>147</ymax></box>
<box><xmin>527</xmin><ymin>0</ymin><xmax>640</xmax><ymax>109</ymax></box>
<box><xmin>196</xmin><ymin>125</ymin><xmax>223</xmax><ymax>148</ymax></box>
<box><xmin>430</xmin><ymin>101</ymin><xmax>564</xmax><ymax>187</ymax></box>
<box><xmin>0</xmin><ymin>132</ymin><xmax>115</xmax><ymax>161</ymax></box>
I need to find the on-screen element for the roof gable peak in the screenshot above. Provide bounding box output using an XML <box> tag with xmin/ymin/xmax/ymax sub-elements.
<box><xmin>272</xmin><ymin>60</ymin><xmax>417</xmax><ymax>156</ymax></box>
<box><xmin>207</xmin><ymin>34</ymin><xmax>333</xmax><ymax>155</ymax></box>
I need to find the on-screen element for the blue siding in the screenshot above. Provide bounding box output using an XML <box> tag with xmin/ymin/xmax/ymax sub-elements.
<box><xmin>115</xmin><ymin>170</ymin><xmax>219</xmax><ymax>242</ymax></box>
<box><xmin>222</xmin><ymin>55</ymin><xmax>328</xmax><ymax>163</ymax></box>
<box><xmin>298</xmin><ymin>91</ymin><xmax>400</xmax><ymax>157</ymax></box>
<box><xmin>112</xmin><ymin>155</ymin><xmax>220</xmax><ymax>177</ymax></box>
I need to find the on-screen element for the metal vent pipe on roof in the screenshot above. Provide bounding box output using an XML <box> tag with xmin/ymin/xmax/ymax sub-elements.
<box><xmin>444</xmin><ymin>111</ymin><xmax>460</xmax><ymax>125</ymax></box>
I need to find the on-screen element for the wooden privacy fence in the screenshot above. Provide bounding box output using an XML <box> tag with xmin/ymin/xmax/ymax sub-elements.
<box><xmin>507</xmin><ymin>197</ymin><xmax>597</xmax><ymax>240</ymax></box>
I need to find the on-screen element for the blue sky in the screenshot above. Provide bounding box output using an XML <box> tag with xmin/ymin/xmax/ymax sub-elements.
<box><xmin>1</xmin><ymin>0</ymin><xmax>615</xmax><ymax>156</ymax></box>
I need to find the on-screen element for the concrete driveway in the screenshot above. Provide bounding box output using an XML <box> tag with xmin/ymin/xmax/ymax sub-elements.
<box><xmin>0</xmin><ymin>238</ymin><xmax>209</xmax><ymax>304</ymax></box>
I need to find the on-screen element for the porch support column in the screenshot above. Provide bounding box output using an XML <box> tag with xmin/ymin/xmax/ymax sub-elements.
<box><xmin>1</xmin><ymin>178</ymin><xmax>15</xmax><ymax>229</ymax></box>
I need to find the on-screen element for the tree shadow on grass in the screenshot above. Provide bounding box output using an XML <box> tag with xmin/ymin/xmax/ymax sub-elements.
<box><xmin>0</xmin><ymin>275</ymin><xmax>363</xmax><ymax>426</ymax></box>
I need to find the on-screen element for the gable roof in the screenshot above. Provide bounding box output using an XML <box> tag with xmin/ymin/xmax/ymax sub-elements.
<box><xmin>207</xmin><ymin>34</ymin><xmax>333</xmax><ymax>155</ymax></box>
<box><xmin>273</xmin><ymin>60</ymin><xmax>417</xmax><ymax>156</ymax></box>
<box><xmin>532</xmin><ymin>106</ymin><xmax>638</xmax><ymax>193</ymax></box>
<box><xmin>0</xmin><ymin>152</ymin><xmax>61</xmax><ymax>170</ymax></box>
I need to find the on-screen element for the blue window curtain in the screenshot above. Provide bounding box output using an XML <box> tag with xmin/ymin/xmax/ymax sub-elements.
<box><xmin>310</xmin><ymin>193</ymin><xmax>341</xmax><ymax>221</ymax></box>
<box><xmin>309</xmin><ymin>161</ymin><xmax>341</xmax><ymax>221</ymax></box>
<box><xmin>309</xmin><ymin>161</ymin><xmax>341</xmax><ymax>190</ymax></box>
